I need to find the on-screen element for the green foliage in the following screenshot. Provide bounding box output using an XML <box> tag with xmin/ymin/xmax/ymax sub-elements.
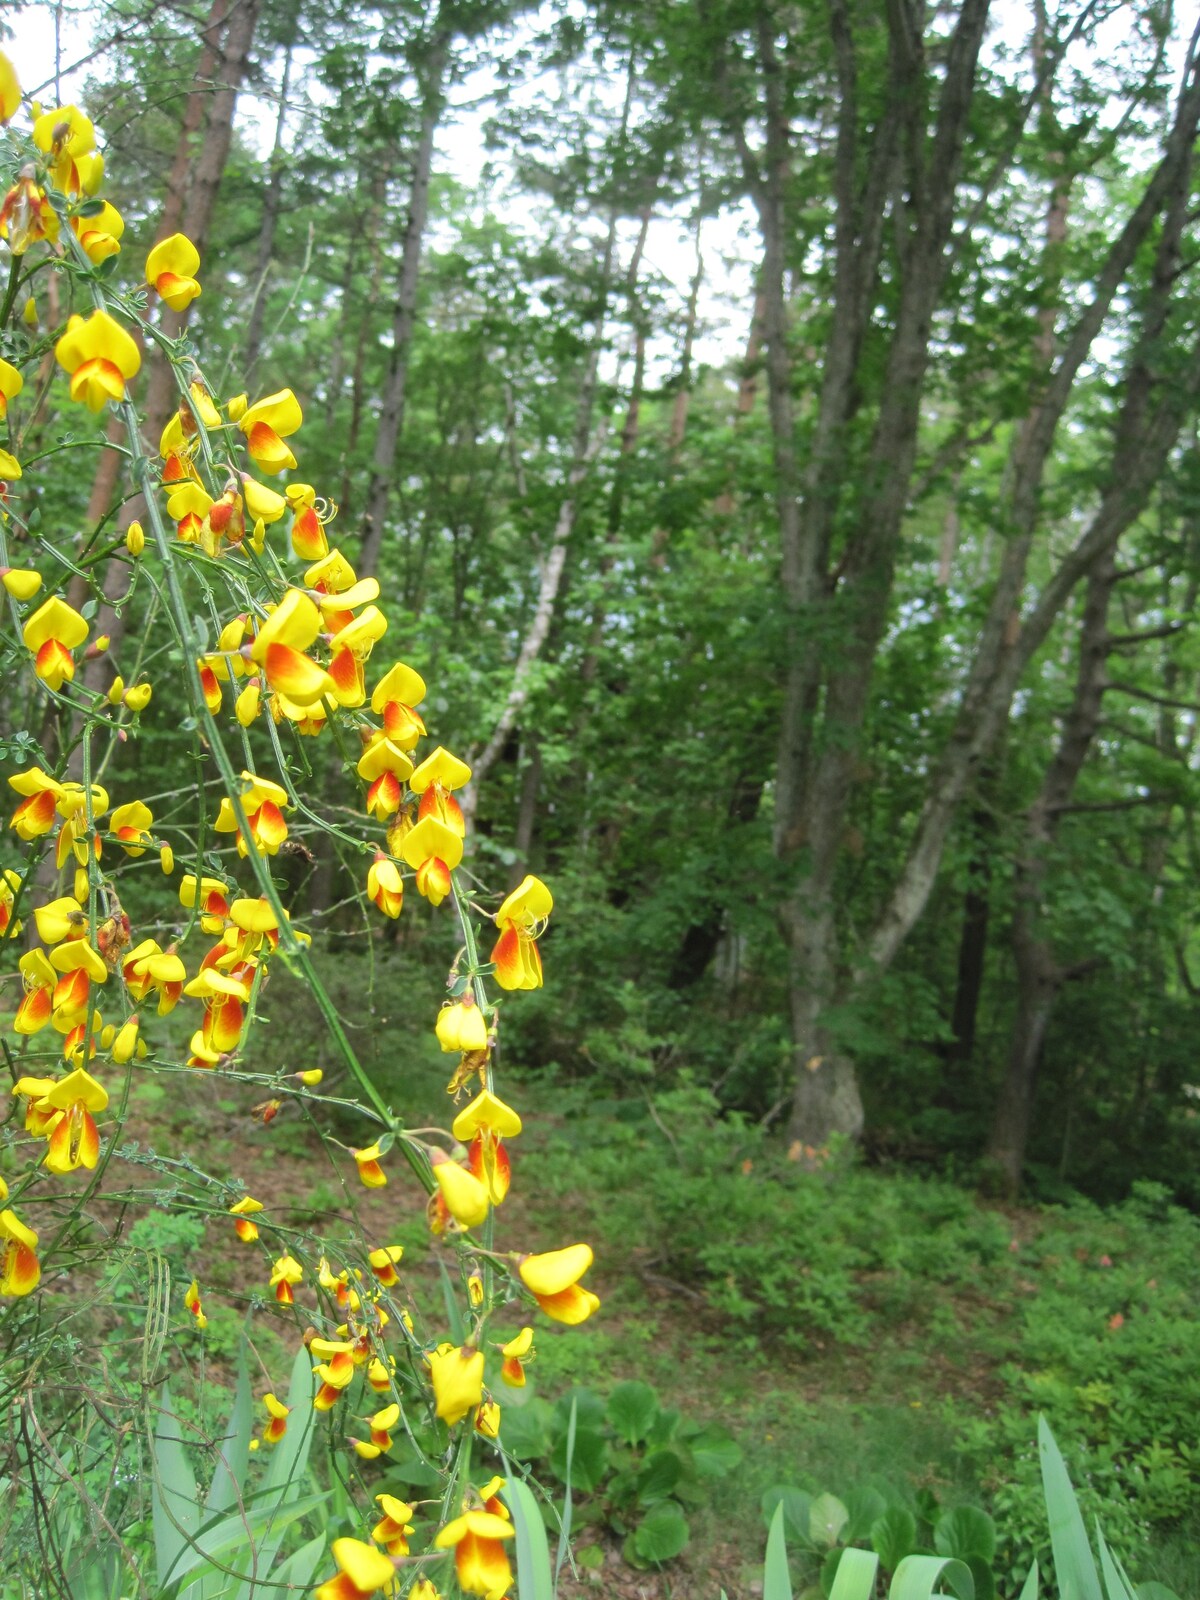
<box><xmin>499</xmin><ymin>1375</ymin><xmax>742</xmax><ymax>1569</ymax></box>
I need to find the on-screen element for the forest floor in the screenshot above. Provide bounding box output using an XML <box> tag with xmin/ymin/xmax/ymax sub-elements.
<box><xmin>84</xmin><ymin>950</ymin><xmax>1200</xmax><ymax>1599</ymax></box>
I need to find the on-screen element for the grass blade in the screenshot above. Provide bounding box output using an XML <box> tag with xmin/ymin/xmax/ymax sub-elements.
<box><xmin>151</xmin><ymin>1381</ymin><xmax>200</xmax><ymax>1588</ymax></box>
<box><xmin>829</xmin><ymin>1548</ymin><xmax>880</xmax><ymax>1600</ymax></box>
<box><xmin>763</xmin><ymin>1501</ymin><xmax>793</xmax><ymax>1600</ymax></box>
<box><xmin>1038</xmin><ymin>1417</ymin><xmax>1102</xmax><ymax>1600</ymax></box>
<box><xmin>504</xmin><ymin>1475</ymin><xmax>554</xmax><ymax>1600</ymax></box>
<box><xmin>554</xmin><ymin>1396</ymin><xmax>577</xmax><ymax>1589</ymax></box>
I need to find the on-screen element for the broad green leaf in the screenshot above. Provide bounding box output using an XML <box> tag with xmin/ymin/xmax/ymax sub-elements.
<box><xmin>828</xmin><ymin>1547</ymin><xmax>880</xmax><ymax>1600</ymax></box>
<box><xmin>635</xmin><ymin>1447</ymin><xmax>684</xmax><ymax>1506</ymax></box>
<box><xmin>1038</xmin><ymin>1417</ymin><xmax>1102</xmax><ymax>1600</ymax></box>
<box><xmin>763</xmin><ymin>1486</ymin><xmax>812</xmax><ymax>1544</ymax></box>
<box><xmin>499</xmin><ymin>1396</ymin><xmax>555</xmax><ymax>1461</ymax></box>
<box><xmin>873</xmin><ymin>1508</ymin><xmax>918</xmax><ymax>1571</ymax></box>
<box><xmin>764</xmin><ymin>1501</ymin><xmax>793</xmax><ymax>1600</ymax></box>
<box><xmin>549</xmin><ymin>1426</ymin><xmax>607</xmax><ymax>1492</ymax></box>
<box><xmin>632</xmin><ymin>1501</ymin><xmax>690</xmax><ymax>1564</ymax></box>
<box><xmin>151</xmin><ymin>1381</ymin><xmax>200</xmax><ymax>1588</ymax></box>
<box><xmin>935</xmin><ymin>1508</ymin><xmax>995</xmax><ymax>1565</ymax></box>
<box><xmin>504</xmin><ymin>1476</ymin><xmax>554</xmax><ymax>1600</ymax></box>
<box><xmin>845</xmin><ymin>1487</ymin><xmax>888</xmax><ymax>1542</ymax></box>
<box><xmin>686</xmin><ymin>1422</ymin><xmax>743</xmax><ymax>1478</ymax></box>
<box><xmin>553</xmin><ymin>1386</ymin><xmax>605</xmax><ymax>1430</ymax></box>
<box><xmin>965</xmin><ymin>1556</ymin><xmax>995</xmax><ymax>1600</ymax></box>
<box><xmin>1135</xmin><ymin>1586</ymin><xmax>1182</xmax><ymax>1600</ymax></box>
<box><xmin>890</xmin><ymin>1555</ymin><xmax>975</xmax><ymax>1600</ymax></box>
<box><xmin>607</xmin><ymin>1380</ymin><xmax>659</xmax><ymax>1446</ymax></box>
<box><xmin>1018</xmin><ymin>1562</ymin><xmax>1039</xmax><ymax>1600</ymax></box>
<box><xmin>810</xmin><ymin>1493</ymin><xmax>850</xmax><ymax>1549</ymax></box>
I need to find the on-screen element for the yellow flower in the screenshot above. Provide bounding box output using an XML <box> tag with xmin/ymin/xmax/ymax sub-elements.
<box><xmin>32</xmin><ymin>105</ymin><xmax>96</xmax><ymax>194</ymax></box>
<box><xmin>367</xmin><ymin>854</ymin><xmax>403</xmax><ymax>919</ymax></box>
<box><xmin>269</xmin><ymin>1253</ymin><xmax>304</xmax><ymax>1305</ymax></box>
<box><xmin>474</xmin><ymin>1400</ymin><xmax>501</xmax><ymax>1440</ymax></box>
<box><xmin>432</xmin><ymin>1156</ymin><xmax>490</xmax><ymax>1229</ymax></box>
<box><xmin>71</xmin><ymin>200</ymin><xmax>124</xmax><ymax>264</ymax></box>
<box><xmin>314</xmin><ymin>1538</ymin><xmax>397</xmax><ymax>1600</ymax></box>
<box><xmin>145</xmin><ymin>233</ymin><xmax>202</xmax><ymax>311</ymax></box>
<box><xmin>353</xmin><ymin>1144</ymin><xmax>387</xmax><ymax>1188</ymax></box>
<box><xmin>184</xmin><ymin>1278</ymin><xmax>208</xmax><ymax>1330</ymax></box>
<box><xmin>401</xmin><ymin>816</ymin><xmax>464</xmax><ymax>907</ymax></box>
<box><xmin>229</xmin><ymin>1195</ymin><xmax>263</xmax><ymax>1242</ymax></box>
<box><xmin>0</xmin><ymin>51</ymin><xmax>20</xmax><ymax>123</ymax></box>
<box><xmin>0</xmin><ymin>567</ymin><xmax>40</xmax><ymax>601</ymax></box>
<box><xmin>262</xmin><ymin>1392</ymin><xmax>289</xmax><ymax>1444</ymax></box>
<box><xmin>40</xmin><ymin>1067</ymin><xmax>109</xmax><ymax>1175</ymax></box>
<box><xmin>368</xmin><ymin>1244</ymin><xmax>404</xmax><ymax>1287</ymax></box>
<box><xmin>371</xmin><ymin>1494</ymin><xmax>414</xmax><ymax>1557</ymax></box>
<box><xmin>435</xmin><ymin>996</ymin><xmax>488</xmax><ymax>1053</ymax></box>
<box><xmin>22</xmin><ymin>596</ymin><xmax>88</xmax><ymax>690</ymax></box>
<box><xmin>0</xmin><ymin>1209</ymin><xmax>40</xmax><ymax>1297</ymax></box>
<box><xmin>110</xmin><ymin>800</ymin><xmax>154</xmax><ymax>856</ymax></box>
<box><xmin>55</xmin><ymin>310</ymin><xmax>141</xmax><ymax>412</ymax></box>
<box><xmin>238</xmin><ymin>389</ymin><xmax>302</xmax><ymax>474</ymax></box>
<box><xmin>125</xmin><ymin>520</ymin><xmax>145</xmax><ymax>556</ymax></box>
<box><xmin>0</xmin><ymin>357</ymin><xmax>23</xmax><ymax>419</ymax></box>
<box><xmin>499</xmin><ymin>1326</ymin><xmax>535</xmax><ymax>1387</ymax></box>
<box><xmin>518</xmin><ymin>1244</ymin><xmax>600</xmax><ymax>1325</ymax></box>
<box><xmin>491</xmin><ymin>874</ymin><xmax>553</xmax><ymax>991</ymax></box>
<box><xmin>452</xmin><ymin>1089</ymin><xmax>522</xmax><ymax>1142</ymax></box>
<box><xmin>427</xmin><ymin>1342</ymin><xmax>485</xmax><ymax>1426</ymax></box>
<box><xmin>434</xmin><ymin>1493</ymin><xmax>514</xmax><ymax>1600</ymax></box>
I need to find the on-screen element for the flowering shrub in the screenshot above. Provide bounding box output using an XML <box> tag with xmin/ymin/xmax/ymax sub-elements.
<box><xmin>0</xmin><ymin>55</ymin><xmax>596</xmax><ymax>1598</ymax></box>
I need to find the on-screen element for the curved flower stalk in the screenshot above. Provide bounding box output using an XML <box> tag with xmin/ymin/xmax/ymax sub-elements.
<box><xmin>0</xmin><ymin>48</ymin><xmax>598</xmax><ymax>1596</ymax></box>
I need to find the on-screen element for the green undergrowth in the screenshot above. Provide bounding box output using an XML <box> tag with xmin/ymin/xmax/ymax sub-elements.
<box><xmin>98</xmin><ymin>953</ymin><xmax>1200</xmax><ymax>1594</ymax></box>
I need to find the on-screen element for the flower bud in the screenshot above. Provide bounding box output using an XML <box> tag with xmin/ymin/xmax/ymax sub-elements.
<box><xmin>125</xmin><ymin>520</ymin><xmax>144</xmax><ymax>556</ymax></box>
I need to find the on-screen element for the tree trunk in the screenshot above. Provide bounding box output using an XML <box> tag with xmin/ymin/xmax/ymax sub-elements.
<box><xmin>985</xmin><ymin>544</ymin><xmax>1116</xmax><ymax>1192</ymax></box>
<box><xmin>242</xmin><ymin>39</ymin><xmax>294</xmax><ymax>383</ymax></box>
<box><xmin>357</xmin><ymin>33</ymin><xmax>449</xmax><ymax>579</ymax></box>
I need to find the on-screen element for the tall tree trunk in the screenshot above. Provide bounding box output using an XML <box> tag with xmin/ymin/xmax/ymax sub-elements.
<box><xmin>338</xmin><ymin>164</ymin><xmax>392</xmax><ymax>515</ymax></box>
<box><xmin>357</xmin><ymin>32</ymin><xmax>449</xmax><ymax>579</ymax></box>
<box><xmin>986</xmin><ymin>547</ymin><xmax>1116</xmax><ymax>1193</ymax></box>
<box><xmin>65</xmin><ymin>0</ymin><xmax>261</xmax><ymax>720</ymax></box>
<box><xmin>580</xmin><ymin>201</ymin><xmax>653</xmax><ymax>685</ymax></box>
<box><xmin>651</xmin><ymin>204</ymin><xmax>704</xmax><ymax>564</ymax></box>
<box><xmin>242</xmin><ymin>39</ymin><xmax>294</xmax><ymax>383</ymax></box>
